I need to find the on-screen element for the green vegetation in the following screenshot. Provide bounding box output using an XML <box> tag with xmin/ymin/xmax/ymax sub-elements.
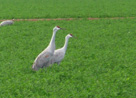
<box><xmin>0</xmin><ymin>19</ymin><xmax>136</xmax><ymax>97</ymax></box>
<box><xmin>1</xmin><ymin>0</ymin><xmax>136</xmax><ymax>19</ymax></box>
<box><xmin>0</xmin><ymin>0</ymin><xmax>136</xmax><ymax>97</ymax></box>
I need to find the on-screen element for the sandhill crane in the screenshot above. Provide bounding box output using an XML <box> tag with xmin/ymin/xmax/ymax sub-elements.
<box><xmin>32</xmin><ymin>26</ymin><xmax>64</xmax><ymax>71</ymax></box>
<box><xmin>50</xmin><ymin>34</ymin><xmax>74</xmax><ymax>66</ymax></box>
<box><xmin>0</xmin><ymin>20</ymin><xmax>14</xmax><ymax>26</ymax></box>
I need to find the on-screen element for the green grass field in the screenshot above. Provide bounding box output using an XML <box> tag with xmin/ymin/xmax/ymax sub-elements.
<box><xmin>0</xmin><ymin>0</ymin><xmax>136</xmax><ymax>98</ymax></box>
<box><xmin>1</xmin><ymin>0</ymin><xmax>136</xmax><ymax>19</ymax></box>
<box><xmin>0</xmin><ymin>19</ymin><xmax>136</xmax><ymax>97</ymax></box>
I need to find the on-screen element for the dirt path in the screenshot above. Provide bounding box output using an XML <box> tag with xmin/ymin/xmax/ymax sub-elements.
<box><xmin>0</xmin><ymin>17</ymin><xmax>135</xmax><ymax>21</ymax></box>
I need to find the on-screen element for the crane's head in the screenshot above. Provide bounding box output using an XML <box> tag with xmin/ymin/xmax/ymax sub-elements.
<box><xmin>66</xmin><ymin>34</ymin><xmax>76</xmax><ymax>39</ymax></box>
<box><xmin>53</xmin><ymin>26</ymin><xmax>64</xmax><ymax>32</ymax></box>
<box><xmin>67</xmin><ymin>34</ymin><xmax>73</xmax><ymax>38</ymax></box>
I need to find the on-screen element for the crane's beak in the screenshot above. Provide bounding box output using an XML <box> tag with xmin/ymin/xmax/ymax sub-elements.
<box><xmin>60</xmin><ymin>28</ymin><xmax>66</xmax><ymax>30</ymax></box>
<box><xmin>72</xmin><ymin>35</ymin><xmax>77</xmax><ymax>39</ymax></box>
<box><xmin>73</xmin><ymin>36</ymin><xmax>77</xmax><ymax>39</ymax></box>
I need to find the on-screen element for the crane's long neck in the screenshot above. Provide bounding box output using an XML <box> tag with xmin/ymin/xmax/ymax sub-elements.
<box><xmin>62</xmin><ymin>37</ymin><xmax>69</xmax><ymax>53</ymax></box>
<box><xmin>48</xmin><ymin>30</ymin><xmax>57</xmax><ymax>51</ymax></box>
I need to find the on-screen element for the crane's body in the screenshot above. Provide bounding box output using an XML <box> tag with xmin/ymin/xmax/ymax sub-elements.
<box><xmin>51</xmin><ymin>48</ymin><xmax>65</xmax><ymax>65</ymax></box>
<box><xmin>0</xmin><ymin>20</ymin><xmax>14</xmax><ymax>26</ymax></box>
<box><xmin>32</xmin><ymin>46</ymin><xmax>54</xmax><ymax>70</ymax></box>
<box><xmin>32</xmin><ymin>26</ymin><xmax>62</xmax><ymax>71</ymax></box>
<box><xmin>51</xmin><ymin>34</ymin><xmax>73</xmax><ymax>65</ymax></box>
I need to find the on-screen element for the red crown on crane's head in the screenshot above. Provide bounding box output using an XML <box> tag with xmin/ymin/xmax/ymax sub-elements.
<box><xmin>56</xmin><ymin>26</ymin><xmax>60</xmax><ymax>28</ymax></box>
<box><xmin>70</xmin><ymin>34</ymin><xmax>73</xmax><ymax>36</ymax></box>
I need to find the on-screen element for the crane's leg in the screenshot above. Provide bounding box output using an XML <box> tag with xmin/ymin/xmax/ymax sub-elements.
<box><xmin>44</xmin><ymin>62</ymin><xmax>51</xmax><ymax>71</ymax></box>
<box><xmin>49</xmin><ymin>60</ymin><xmax>53</xmax><ymax>67</ymax></box>
<box><xmin>57</xmin><ymin>62</ymin><xmax>60</xmax><ymax>66</ymax></box>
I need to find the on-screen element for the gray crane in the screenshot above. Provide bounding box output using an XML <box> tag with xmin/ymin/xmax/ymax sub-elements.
<box><xmin>32</xmin><ymin>26</ymin><xmax>64</xmax><ymax>71</ymax></box>
<box><xmin>50</xmin><ymin>34</ymin><xmax>74</xmax><ymax>66</ymax></box>
<box><xmin>0</xmin><ymin>20</ymin><xmax>14</xmax><ymax>26</ymax></box>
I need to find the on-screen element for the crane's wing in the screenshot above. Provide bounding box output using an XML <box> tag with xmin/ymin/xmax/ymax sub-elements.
<box><xmin>33</xmin><ymin>51</ymin><xmax>53</xmax><ymax>68</ymax></box>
